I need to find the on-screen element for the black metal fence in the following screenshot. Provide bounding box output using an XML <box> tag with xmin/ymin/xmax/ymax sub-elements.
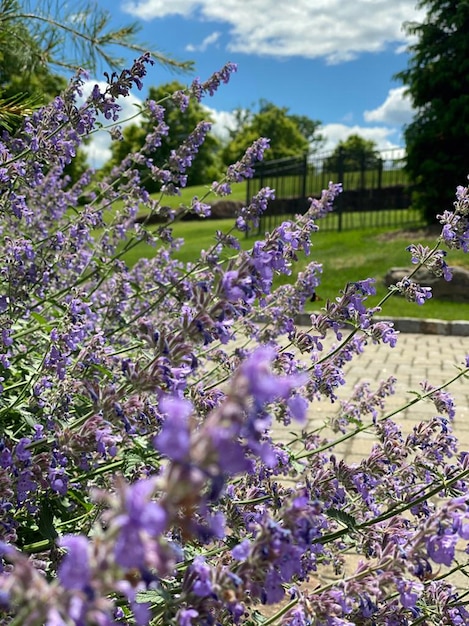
<box><xmin>247</xmin><ymin>148</ymin><xmax>422</xmax><ymax>232</ymax></box>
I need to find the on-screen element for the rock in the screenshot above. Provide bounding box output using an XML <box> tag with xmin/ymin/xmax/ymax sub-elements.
<box><xmin>210</xmin><ymin>200</ymin><xmax>244</xmax><ymax>219</ymax></box>
<box><xmin>384</xmin><ymin>266</ymin><xmax>469</xmax><ymax>302</ymax></box>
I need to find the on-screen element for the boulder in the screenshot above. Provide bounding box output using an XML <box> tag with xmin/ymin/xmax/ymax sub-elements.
<box><xmin>384</xmin><ymin>266</ymin><xmax>469</xmax><ymax>302</ymax></box>
<box><xmin>210</xmin><ymin>200</ymin><xmax>244</xmax><ymax>219</ymax></box>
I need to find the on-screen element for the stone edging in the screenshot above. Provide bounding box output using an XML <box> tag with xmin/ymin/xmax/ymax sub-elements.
<box><xmin>293</xmin><ymin>314</ymin><xmax>469</xmax><ymax>336</ymax></box>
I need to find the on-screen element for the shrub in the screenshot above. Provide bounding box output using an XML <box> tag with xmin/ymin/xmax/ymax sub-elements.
<box><xmin>0</xmin><ymin>54</ymin><xmax>469</xmax><ymax>625</ymax></box>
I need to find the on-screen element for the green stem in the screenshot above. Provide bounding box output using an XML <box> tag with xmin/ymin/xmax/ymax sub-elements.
<box><xmin>294</xmin><ymin>365</ymin><xmax>469</xmax><ymax>461</ymax></box>
<box><xmin>261</xmin><ymin>597</ymin><xmax>299</xmax><ymax>626</ymax></box>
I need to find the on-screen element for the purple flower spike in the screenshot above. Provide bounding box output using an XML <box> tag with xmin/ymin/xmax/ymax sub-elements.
<box><xmin>114</xmin><ymin>479</ymin><xmax>167</xmax><ymax>570</ymax></box>
<box><xmin>154</xmin><ymin>396</ymin><xmax>193</xmax><ymax>462</ymax></box>
<box><xmin>58</xmin><ymin>535</ymin><xmax>91</xmax><ymax>591</ymax></box>
<box><xmin>426</xmin><ymin>532</ymin><xmax>457</xmax><ymax>566</ymax></box>
<box><xmin>177</xmin><ymin>608</ymin><xmax>199</xmax><ymax>626</ymax></box>
<box><xmin>397</xmin><ymin>579</ymin><xmax>423</xmax><ymax>609</ymax></box>
<box><xmin>241</xmin><ymin>346</ymin><xmax>306</xmax><ymax>407</ymax></box>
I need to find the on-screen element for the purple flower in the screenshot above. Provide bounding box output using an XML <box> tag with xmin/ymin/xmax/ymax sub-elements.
<box><xmin>189</xmin><ymin>62</ymin><xmax>237</xmax><ymax>101</ymax></box>
<box><xmin>232</xmin><ymin>539</ymin><xmax>251</xmax><ymax>561</ymax></box>
<box><xmin>221</xmin><ymin>270</ymin><xmax>254</xmax><ymax>303</ymax></box>
<box><xmin>397</xmin><ymin>579</ymin><xmax>423</xmax><ymax>609</ymax></box>
<box><xmin>263</xmin><ymin>568</ymin><xmax>284</xmax><ymax>604</ymax></box>
<box><xmin>153</xmin><ymin>396</ymin><xmax>192</xmax><ymax>462</ymax></box>
<box><xmin>190</xmin><ymin>557</ymin><xmax>214</xmax><ymax>597</ymax></box>
<box><xmin>395</xmin><ymin>277</ymin><xmax>432</xmax><ymax>304</ymax></box>
<box><xmin>14</xmin><ymin>438</ymin><xmax>32</xmax><ymax>462</ymax></box>
<box><xmin>407</xmin><ymin>244</ymin><xmax>453</xmax><ymax>280</ymax></box>
<box><xmin>426</xmin><ymin>531</ymin><xmax>457</xmax><ymax>566</ymax></box>
<box><xmin>438</xmin><ymin>209</ymin><xmax>469</xmax><ymax>252</ymax></box>
<box><xmin>114</xmin><ymin>479</ymin><xmax>167</xmax><ymax>570</ymax></box>
<box><xmin>287</xmin><ymin>395</ymin><xmax>308</xmax><ymax>423</ymax></box>
<box><xmin>241</xmin><ymin>346</ymin><xmax>306</xmax><ymax>407</ymax></box>
<box><xmin>225</xmin><ymin>138</ymin><xmax>271</xmax><ymax>183</ymax></box>
<box><xmin>0</xmin><ymin>295</ymin><xmax>8</xmax><ymax>313</ymax></box>
<box><xmin>236</xmin><ymin>186</ymin><xmax>275</xmax><ymax>232</ymax></box>
<box><xmin>177</xmin><ymin>608</ymin><xmax>199</xmax><ymax>626</ymax></box>
<box><xmin>190</xmin><ymin>196</ymin><xmax>211</xmax><ymax>217</ymax></box>
<box><xmin>308</xmin><ymin>181</ymin><xmax>343</xmax><ymax>218</ymax></box>
<box><xmin>58</xmin><ymin>535</ymin><xmax>91</xmax><ymax>591</ymax></box>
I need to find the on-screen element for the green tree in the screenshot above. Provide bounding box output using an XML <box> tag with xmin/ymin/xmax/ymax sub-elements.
<box><xmin>397</xmin><ymin>0</ymin><xmax>469</xmax><ymax>222</ymax></box>
<box><xmin>105</xmin><ymin>81</ymin><xmax>221</xmax><ymax>189</ymax></box>
<box><xmin>221</xmin><ymin>101</ymin><xmax>321</xmax><ymax>166</ymax></box>
<box><xmin>325</xmin><ymin>134</ymin><xmax>380</xmax><ymax>174</ymax></box>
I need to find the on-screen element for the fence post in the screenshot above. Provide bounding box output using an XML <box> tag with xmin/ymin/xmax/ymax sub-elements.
<box><xmin>301</xmin><ymin>152</ymin><xmax>308</xmax><ymax>202</ymax></box>
<box><xmin>377</xmin><ymin>157</ymin><xmax>383</xmax><ymax>189</ymax></box>
<box><xmin>337</xmin><ymin>148</ymin><xmax>345</xmax><ymax>231</ymax></box>
<box><xmin>360</xmin><ymin>152</ymin><xmax>366</xmax><ymax>191</ymax></box>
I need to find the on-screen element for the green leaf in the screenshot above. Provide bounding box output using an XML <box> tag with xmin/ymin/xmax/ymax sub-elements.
<box><xmin>37</xmin><ymin>500</ymin><xmax>58</xmax><ymax>541</ymax></box>
<box><xmin>325</xmin><ymin>507</ymin><xmax>358</xmax><ymax>531</ymax></box>
<box><xmin>30</xmin><ymin>311</ymin><xmax>53</xmax><ymax>331</ymax></box>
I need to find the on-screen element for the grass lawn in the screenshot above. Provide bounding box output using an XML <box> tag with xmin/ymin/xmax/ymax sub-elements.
<box><xmin>121</xmin><ymin>217</ymin><xmax>469</xmax><ymax>322</ymax></box>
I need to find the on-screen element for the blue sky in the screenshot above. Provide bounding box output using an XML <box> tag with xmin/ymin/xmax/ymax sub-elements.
<box><xmin>81</xmin><ymin>0</ymin><xmax>423</xmax><ymax>167</ymax></box>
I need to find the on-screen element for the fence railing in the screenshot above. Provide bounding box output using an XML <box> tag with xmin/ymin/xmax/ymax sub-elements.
<box><xmin>247</xmin><ymin>148</ymin><xmax>421</xmax><ymax>232</ymax></box>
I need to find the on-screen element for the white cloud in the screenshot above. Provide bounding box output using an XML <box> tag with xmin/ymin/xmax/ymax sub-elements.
<box><xmin>79</xmin><ymin>81</ymin><xmax>144</xmax><ymax>168</ymax></box>
<box><xmin>186</xmin><ymin>31</ymin><xmax>221</xmax><ymax>52</ymax></box>
<box><xmin>203</xmin><ymin>105</ymin><xmax>240</xmax><ymax>142</ymax></box>
<box><xmin>364</xmin><ymin>87</ymin><xmax>414</xmax><ymax>126</ymax></box>
<box><xmin>123</xmin><ymin>0</ymin><xmax>424</xmax><ymax>63</ymax></box>
<box><xmin>122</xmin><ymin>0</ymin><xmax>200</xmax><ymax>19</ymax></box>
<box><xmin>317</xmin><ymin>123</ymin><xmax>402</xmax><ymax>154</ymax></box>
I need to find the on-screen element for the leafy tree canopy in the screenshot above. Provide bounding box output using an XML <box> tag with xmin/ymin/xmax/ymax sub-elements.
<box><xmin>221</xmin><ymin>100</ymin><xmax>322</xmax><ymax>167</ymax></box>
<box><xmin>397</xmin><ymin>0</ymin><xmax>469</xmax><ymax>222</ymax></box>
<box><xmin>324</xmin><ymin>134</ymin><xmax>380</xmax><ymax>174</ymax></box>
<box><xmin>105</xmin><ymin>81</ymin><xmax>222</xmax><ymax>189</ymax></box>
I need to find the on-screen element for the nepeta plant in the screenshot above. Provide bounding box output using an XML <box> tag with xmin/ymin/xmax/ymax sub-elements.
<box><xmin>0</xmin><ymin>53</ymin><xmax>469</xmax><ymax>626</ymax></box>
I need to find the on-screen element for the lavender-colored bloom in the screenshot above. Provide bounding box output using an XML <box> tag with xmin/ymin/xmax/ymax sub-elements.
<box><xmin>177</xmin><ymin>608</ymin><xmax>199</xmax><ymax>626</ymax></box>
<box><xmin>236</xmin><ymin>187</ymin><xmax>275</xmax><ymax>232</ymax></box>
<box><xmin>57</xmin><ymin>535</ymin><xmax>91</xmax><ymax>591</ymax></box>
<box><xmin>407</xmin><ymin>244</ymin><xmax>453</xmax><ymax>280</ymax></box>
<box><xmin>224</xmin><ymin>138</ymin><xmax>270</xmax><ymax>183</ymax></box>
<box><xmin>2</xmin><ymin>43</ymin><xmax>469</xmax><ymax>626</ymax></box>
<box><xmin>397</xmin><ymin>579</ymin><xmax>423</xmax><ymax>609</ymax></box>
<box><xmin>14</xmin><ymin>438</ymin><xmax>32</xmax><ymax>462</ymax></box>
<box><xmin>190</xmin><ymin>556</ymin><xmax>214</xmax><ymax>597</ymax></box>
<box><xmin>153</xmin><ymin>396</ymin><xmax>192</xmax><ymax>462</ymax></box>
<box><xmin>190</xmin><ymin>196</ymin><xmax>211</xmax><ymax>217</ymax></box>
<box><xmin>232</xmin><ymin>539</ymin><xmax>251</xmax><ymax>561</ymax></box>
<box><xmin>287</xmin><ymin>395</ymin><xmax>308</xmax><ymax>423</ymax></box>
<box><xmin>114</xmin><ymin>479</ymin><xmax>167</xmax><ymax>569</ymax></box>
<box><xmin>426</xmin><ymin>531</ymin><xmax>457</xmax><ymax>566</ymax></box>
<box><xmin>308</xmin><ymin>181</ymin><xmax>343</xmax><ymax>219</ymax></box>
<box><xmin>168</xmin><ymin>121</ymin><xmax>212</xmax><ymax>186</ymax></box>
<box><xmin>221</xmin><ymin>270</ymin><xmax>254</xmax><ymax>303</ymax></box>
<box><xmin>263</xmin><ymin>568</ymin><xmax>285</xmax><ymax>604</ymax></box>
<box><xmin>438</xmin><ymin>208</ymin><xmax>469</xmax><ymax>252</ymax></box>
<box><xmin>172</xmin><ymin>90</ymin><xmax>190</xmax><ymax>112</ymax></box>
<box><xmin>395</xmin><ymin>276</ymin><xmax>432</xmax><ymax>304</ymax></box>
<box><xmin>241</xmin><ymin>346</ymin><xmax>306</xmax><ymax>407</ymax></box>
<box><xmin>211</xmin><ymin>180</ymin><xmax>232</xmax><ymax>196</ymax></box>
<box><xmin>189</xmin><ymin>62</ymin><xmax>237</xmax><ymax>101</ymax></box>
<box><xmin>420</xmin><ymin>381</ymin><xmax>456</xmax><ymax>420</ymax></box>
<box><xmin>369</xmin><ymin>321</ymin><xmax>399</xmax><ymax>347</ymax></box>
